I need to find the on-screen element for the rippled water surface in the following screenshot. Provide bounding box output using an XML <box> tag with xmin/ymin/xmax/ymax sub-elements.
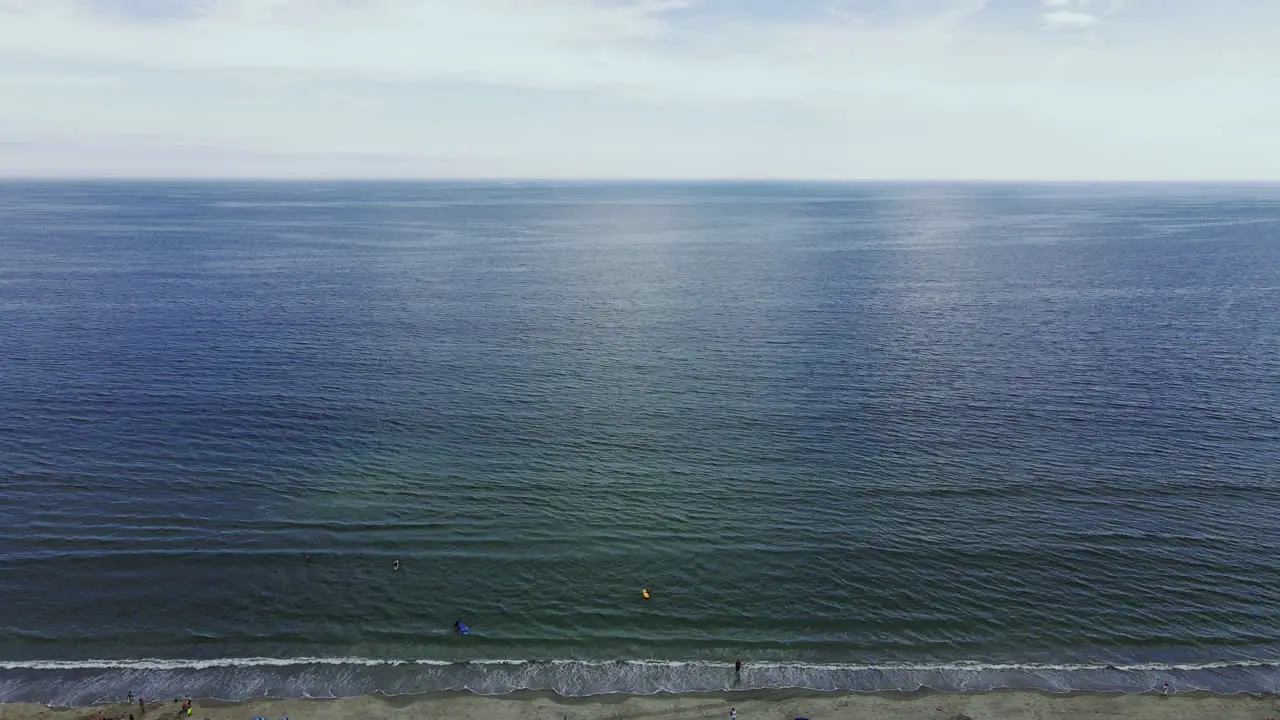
<box><xmin>1</xmin><ymin>181</ymin><xmax>1279</xmax><ymax>704</ymax></box>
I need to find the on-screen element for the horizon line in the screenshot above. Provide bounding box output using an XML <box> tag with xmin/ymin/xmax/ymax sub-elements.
<box><xmin>3</xmin><ymin>176</ymin><xmax>1280</xmax><ymax>185</ymax></box>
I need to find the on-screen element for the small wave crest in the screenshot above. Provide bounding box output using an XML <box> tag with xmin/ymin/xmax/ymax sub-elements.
<box><xmin>4</xmin><ymin>657</ymin><xmax>1280</xmax><ymax>707</ymax></box>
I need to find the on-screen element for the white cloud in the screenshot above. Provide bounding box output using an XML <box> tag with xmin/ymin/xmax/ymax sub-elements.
<box><xmin>1039</xmin><ymin>0</ymin><xmax>1115</xmax><ymax>31</ymax></box>
<box><xmin>1043</xmin><ymin>9</ymin><xmax>1100</xmax><ymax>29</ymax></box>
<box><xmin>0</xmin><ymin>0</ymin><xmax>1277</xmax><ymax>179</ymax></box>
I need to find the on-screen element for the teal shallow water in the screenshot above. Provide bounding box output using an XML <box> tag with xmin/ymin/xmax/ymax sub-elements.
<box><xmin>0</xmin><ymin>182</ymin><xmax>1279</xmax><ymax>704</ymax></box>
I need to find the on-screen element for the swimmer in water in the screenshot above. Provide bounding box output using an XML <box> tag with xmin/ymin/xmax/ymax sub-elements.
<box><xmin>393</xmin><ymin>560</ymin><xmax>400</xmax><ymax>571</ymax></box>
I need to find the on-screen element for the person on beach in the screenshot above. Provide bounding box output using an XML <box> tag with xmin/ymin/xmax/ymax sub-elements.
<box><xmin>128</xmin><ymin>693</ymin><xmax>133</xmax><ymax>705</ymax></box>
<box><xmin>1162</xmin><ymin>682</ymin><xmax>1169</xmax><ymax>697</ymax></box>
<box><xmin>139</xmin><ymin>698</ymin><xmax>145</xmax><ymax>714</ymax></box>
<box><xmin>730</xmin><ymin>708</ymin><xmax>737</xmax><ymax>720</ymax></box>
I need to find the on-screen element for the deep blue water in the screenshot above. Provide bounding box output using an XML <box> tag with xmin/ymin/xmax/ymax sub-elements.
<box><xmin>1</xmin><ymin>181</ymin><xmax>1279</xmax><ymax>705</ymax></box>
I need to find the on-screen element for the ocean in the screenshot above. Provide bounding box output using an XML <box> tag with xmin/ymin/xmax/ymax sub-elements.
<box><xmin>1</xmin><ymin>181</ymin><xmax>1278</xmax><ymax>706</ymax></box>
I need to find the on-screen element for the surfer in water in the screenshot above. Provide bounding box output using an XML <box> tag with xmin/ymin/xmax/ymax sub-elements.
<box><xmin>454</xmin><ymin>620</ymin><xmax>469</xmax><ymax>634</ymax></box>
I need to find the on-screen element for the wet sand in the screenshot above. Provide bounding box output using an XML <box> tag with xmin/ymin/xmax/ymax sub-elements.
<box><xmin>3</xmin><ymin>690</ymin><xmax>1279</xmax><ymax>720</ymax></box>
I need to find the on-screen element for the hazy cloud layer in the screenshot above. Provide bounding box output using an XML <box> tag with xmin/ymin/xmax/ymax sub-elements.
<box><xmin>0</xmin><ymin>0</ymin><xmax>1276</xmax><ymax>179</ymax></box>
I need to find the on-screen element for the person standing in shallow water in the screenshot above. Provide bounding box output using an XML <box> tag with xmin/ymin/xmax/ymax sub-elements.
<box><xmin>735</xmin><ymin>658</ymin><xmax>742</xmax><ymax>675</ymax></box>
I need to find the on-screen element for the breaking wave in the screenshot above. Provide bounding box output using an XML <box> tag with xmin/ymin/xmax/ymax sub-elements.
<box><xmin>4</xmin><ymin>657</ymin><xmax>1280</xmax><ymax>707</ymax></box>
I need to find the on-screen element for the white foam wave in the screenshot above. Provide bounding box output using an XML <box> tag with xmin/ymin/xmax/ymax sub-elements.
<box><xmin>0</xmin><ymin>657</ymin><xmax>1275</xmax><ymax>673</ymax></box>
<box><xmin>6</xmin><ymin>654</ymin><xmax>1280</xmax><ymax>707</ymax></box>
<box><xmin>0</xmin><ymin>657</ymin><xmax>404</xmax><ymax>671</ymax></box>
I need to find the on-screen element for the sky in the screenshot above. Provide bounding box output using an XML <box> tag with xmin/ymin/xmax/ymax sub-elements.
<box><xmin>0</xmin><ymin>0</ymin><xmax>1277</xmax><ymax>180</ymax></box>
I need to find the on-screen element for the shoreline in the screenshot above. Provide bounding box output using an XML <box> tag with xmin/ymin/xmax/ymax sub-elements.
<box><xmin>5</xmin><ymin>689</ymin><xmax>1280</xmax><ymax>720</ymax></box>
<box><xmin>7</xmin><ymin>656</ymin><xmax>1280</xmax><ymax>703</ymax></box>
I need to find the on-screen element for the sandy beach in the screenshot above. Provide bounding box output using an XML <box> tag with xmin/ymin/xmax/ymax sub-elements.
<box><xmin>3</xmin><ymin>691</ymin><xmax>1279</xmax><ymax>720</ymax></box>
